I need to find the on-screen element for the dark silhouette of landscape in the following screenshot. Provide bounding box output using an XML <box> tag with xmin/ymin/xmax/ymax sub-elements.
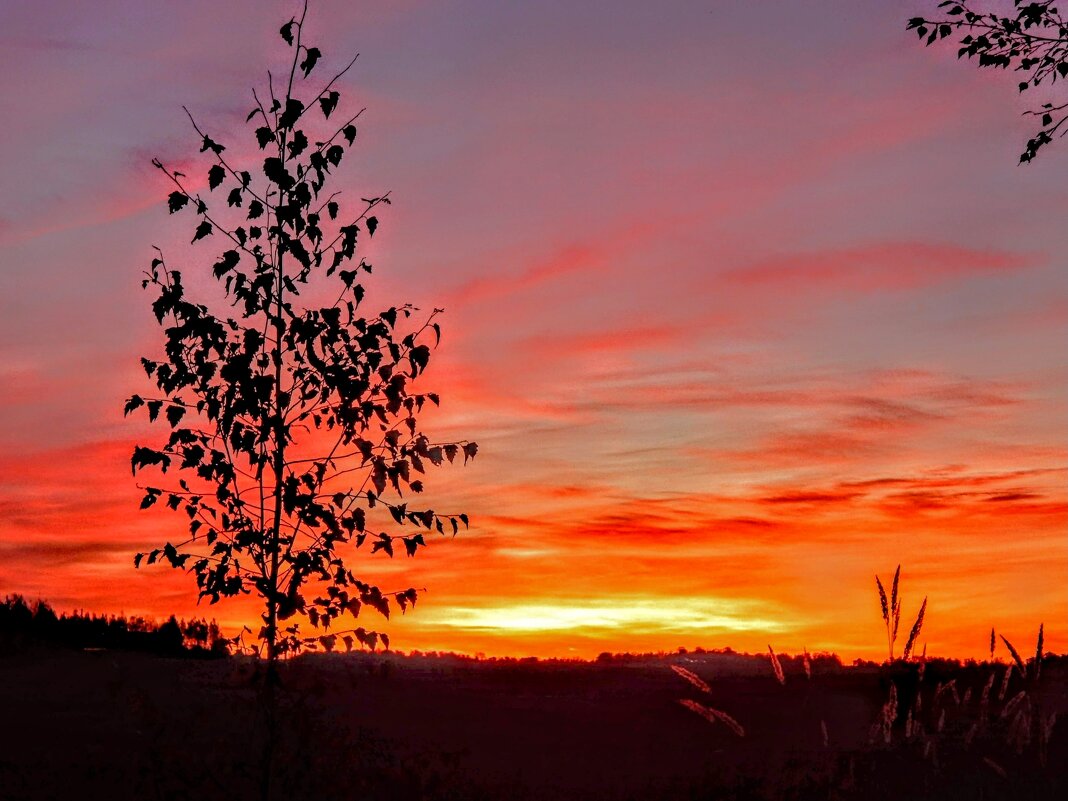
<box><xmin>1</xmin><ymin>596</ymin><xmax>1064</xmax><ymax>801</ymax></box>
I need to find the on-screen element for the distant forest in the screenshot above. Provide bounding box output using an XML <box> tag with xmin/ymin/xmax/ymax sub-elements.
<box><xmin>0</xmin><ymin>595</ymin><xmax>227</xmax><ymax>657</ymax></box>
<box><xmin>4</xmin><ymin>594</ymin><xmax>1061</xmax><ymax>674</ymax></box>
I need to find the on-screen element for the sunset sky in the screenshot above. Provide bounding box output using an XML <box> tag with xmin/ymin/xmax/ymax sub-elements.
<box><xmin>1</xmin><ymin>0</ymin><xmax>1065</xmax><ymax>661</ymax></box>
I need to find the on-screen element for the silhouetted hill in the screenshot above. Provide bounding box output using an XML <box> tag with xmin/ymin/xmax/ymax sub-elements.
<box><xmin>0</xmin><ymin>615</ymin><xmax>1064</xmax><ymax>800</ymax></box>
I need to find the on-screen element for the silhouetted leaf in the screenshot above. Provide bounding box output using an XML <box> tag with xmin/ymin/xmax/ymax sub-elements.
<box><xmin>343</xmin><ymin>124</ymin><xmax>357</xmax><ymax>144</ymax></box>
<box><xmin>300</xmin><ymin>47</ymin><xmax>321</xmax><ymax>77</ymax></box>
<box><xmin>372</xmin><ymin>533</ymin><xmax>394</xmax><ymax>557</ymax></box>
<box><xmin>287</xmin><ymin>129</ymin><xmax>308</xmax><ymax>158</ymax></box>
<box><xmin>287</xmin><ymin>240</ymin><xmax>311</xmax><ymax>268</ymax></box>
<box><xmin>200</xmin><ymin>135</ymin><xmax>225</xmax><ymax>155</ymax></box>
<box><xmin>166</xmin><ymin>405</ymin><xmax>185</xmax><ymax>427</ymax></box>
<box><xmin>213</xmin><ymin>250</ymin><xmax>240</xmax><ymax>278</ymax></box>
<box><xmin>319</xmin><ymin>91</ymin><xmax>339</xmax><ymax>118</ymax></box>
<box><xmin>263</xmin><ymin>157</ymin><xmax>295</xmax><ymax>190</ymax></box>
<box><xmin>208</xmin><ymin>164</ymin><xmax>225</xmax><ymax>190</ymax></box>
<box><xmin>279</xmin><ymin>98</ymin><xmax>304</xmax><ymax>129</ymax></box>
<box><xmin>192</xmin><ymin>221</ymin><xmax>213</xmax><ymax>242</ymax></box>
<box><xmin>167</xmin><ymin>192</ymin><xmax>189</xmax><ymax>214</ymax></box>
<box><xmin>409</xmin><ymin>345</ymin><xmax>429</xmax><ymax>375</ymax></box>
<box><xmin>255</xmin><ymin>126</ymin><xmax>274</xmax><ymax>149</ymax></box>
<box><xmin>280</xmin><ymin>18</ymin><xmax>295</xmax><ymax>45</ymax></box>
<box><xmin>366</xmin><ymin>216</ymin><xmax>378</xmax><ymax>237</ymax></box>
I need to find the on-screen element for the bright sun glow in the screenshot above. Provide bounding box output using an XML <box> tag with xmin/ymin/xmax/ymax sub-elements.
<box><xmin>417</xmin><ymin>597</ymin><xmax>794</xmax><ymax>634</ymax></box>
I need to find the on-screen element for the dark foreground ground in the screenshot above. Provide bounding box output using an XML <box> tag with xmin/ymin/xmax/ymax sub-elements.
<box><xmin>0</xmin><ymin>648</ymin><xmax>1065</xmax><ymax>801</ymax></box>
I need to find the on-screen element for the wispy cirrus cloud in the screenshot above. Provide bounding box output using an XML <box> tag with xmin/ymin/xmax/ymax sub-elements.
<box><xmin>726</xmin><ymin>242</ymin><xmax>1039</xmax><ymax>293</ymax></box>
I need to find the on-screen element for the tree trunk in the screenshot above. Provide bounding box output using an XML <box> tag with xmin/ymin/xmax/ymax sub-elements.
<box><xmin>261</xmin><ymin>142</ymin><xmax>288</xmax><ymax>801</ymax></box>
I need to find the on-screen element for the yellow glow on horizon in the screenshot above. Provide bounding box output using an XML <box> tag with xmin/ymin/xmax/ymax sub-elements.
<box><xmin>415</xmin><ymin>596</ymin><xmax>794</xmax><ymax>635</ymax></box>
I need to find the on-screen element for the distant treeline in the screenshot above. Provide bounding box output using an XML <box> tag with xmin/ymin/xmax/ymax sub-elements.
<box><xmin>399</xmin><ymin>646</ymin><xmax>1064</xmax><ymax>675</ymax></box>
<box><xmin>0</xmin><ymin>595</ymin><xmax>227</xmax><ymax>657</ymax></box>
<box><xmin>598</xmin><ymin>646</ymin><xmax>846</xmax><ymax>669</ymax></box>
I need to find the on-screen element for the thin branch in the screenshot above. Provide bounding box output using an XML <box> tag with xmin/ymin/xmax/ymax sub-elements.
<box><xmin>182</xmin><ymin>105</ymin><xmax>268</xmax><ymax>205</ymax></box>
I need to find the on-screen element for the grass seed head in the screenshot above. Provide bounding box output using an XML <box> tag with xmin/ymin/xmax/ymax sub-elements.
<box><xmin>709</xmin><ymin>707</ymin><xmax>746</xmax><ymax>738</ymax></box>
<box><xmin>1034</xmin><ymin>622</ymin><xmax>1044</xmax><ymax>680</ymax></box>
<box><xmin>876</xmin><ymin>575</ymin><xmax>889</xmax><ymax>624</ymax></box>
<box><xmin>767</xmin><ymin>645</ymin><xmax>785</xmax><ymax>685</ymax></box>
<box><xmin>1000</xmin><ymin>690</ymin><xmax>1026</xmax><ymax>720</ymax></box>
<box><xmin>677</xmin><ymin>699</ymin><xmax>745</xmax><ymax>737</ymax></box>
<box><xmin>678</xmin><ymin>698</ymin><xmax>717</xmax><ymax>724</ymax></box>
<box><xmin>998</xmin><ymin>664</ymin><xmax>1013</xmax><ymax>702</ymax></box>
<box><xmin>1000</xmin><ymin>634</ymin><xmax>1026</xmax><ymax>679</ymax></box>
<box><xmin>890</xmin><ymin>565</ymin><xmax>900</xmax><ymax>613</ymax></box>
<box><xmin>902</xmin><ymin>596</ymin><xmax>926</xmax><ymax>661</ymax></box>
<box><xmin>983</xmin><ymin>757</ymin><xmax>1007</xmax><ymax>779</ymax></box>
<box><xmin>671</xmin><ymin>664</ymin><xmax>711</xmax><ymax>695</ymax></box>
<box><xmin>1042</xmin><ymin>711</ymin><xmax>1058</xmax><ymax>744</ymax></box>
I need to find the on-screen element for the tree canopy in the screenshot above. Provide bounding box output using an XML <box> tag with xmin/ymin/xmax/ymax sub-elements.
<box><xmin>908</xmin><ymin>1</ymin><xmax>1068</xmax><ymax>162</ymax></box>
<box><xmin>127</xmin><ymin>1</ymin><xmax>477</xmax><ymax>664</ymax></box>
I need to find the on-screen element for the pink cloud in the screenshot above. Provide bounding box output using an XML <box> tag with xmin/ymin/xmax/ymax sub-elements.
<box><xmin>522</xmin><ymin>324</ymin><xmax>684</xmax><ymax>358</ymax></box>
<box><xmin>449</xmin><ymin>243</ymin><xmax>604</xmax><ymax>304</ymax></box>
<box><xmin>726</xmin><ymin>242</ymin><xmax>1038</xmax><ymax>292</ymax></box>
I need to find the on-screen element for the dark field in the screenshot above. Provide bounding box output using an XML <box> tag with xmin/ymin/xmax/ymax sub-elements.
<box><xmin>1</xmin><ymin>648</ymin><xmax>1065</xmax><ymax>801</ymax></box>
